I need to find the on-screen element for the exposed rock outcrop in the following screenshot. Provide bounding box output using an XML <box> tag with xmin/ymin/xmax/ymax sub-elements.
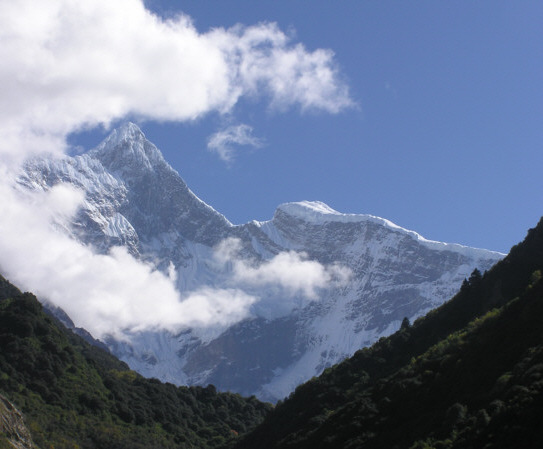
<box><xmin>0</xmin><ymin>394</ymin><xmax>36</xmax><ymax>449</ymax></box>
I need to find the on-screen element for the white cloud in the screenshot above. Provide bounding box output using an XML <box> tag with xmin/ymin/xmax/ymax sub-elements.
<box><xmin>0</xmin><ymin>0</ymin><xmax>352</xmax><ymax>164</ymax></box>
<box><xmin>235</xmin><ymin>251</ymin><xmax>350</xmax><ymax>299</ymax></box>
<box><xmin>207</xmin><ymin>124</ymin><xmax>263</xmax><ymax>162</ymax></box>
<box><xmin>214</xmin><ymin>237</ymin><xmax>351</xmax><ymax>300</ymax></box>
<box><xmin>0</xmin><ymin>176</ymin><xmax>256</xmax><ymax>339</ymax></box>
<box><xmin>0</xmin><ymin>0</ymin><xmax>353</xmax><ymax>338</ymax></box>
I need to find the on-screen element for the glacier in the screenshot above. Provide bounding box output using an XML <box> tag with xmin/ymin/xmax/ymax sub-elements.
<box><xmin>17</xmin><ymin>123</ymin><xmax>504</xmax><ymax>401</ymax></box>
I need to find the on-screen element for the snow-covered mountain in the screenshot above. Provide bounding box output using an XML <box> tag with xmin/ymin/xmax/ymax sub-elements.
<box><xmin>18</xmin><ymin>123</ymin><xmax>503</xmax><ymax>401</ymax></box>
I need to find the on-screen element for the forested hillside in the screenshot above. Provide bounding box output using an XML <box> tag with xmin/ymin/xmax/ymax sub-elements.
<box><xmin>234</xmin><ymin>218</ymin><xmax>543</xmax><ymax>449</ymax></box>
<box><xmin>0</xmin><ymin>275</ymin><xmax>271</xmax><ymax>449</ymax></box>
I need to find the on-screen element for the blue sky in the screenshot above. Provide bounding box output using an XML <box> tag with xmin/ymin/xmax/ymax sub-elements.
<box><xmin>58</xmin><ymin>2</ymin><xmax>543</xmax><ymax>253</ymax></box>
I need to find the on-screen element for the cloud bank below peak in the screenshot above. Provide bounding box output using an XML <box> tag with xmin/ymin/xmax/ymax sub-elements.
<box><xmin>0</xmin><ymin>0</ymin><xmax>353</xmax><ymax>163</ymax></box>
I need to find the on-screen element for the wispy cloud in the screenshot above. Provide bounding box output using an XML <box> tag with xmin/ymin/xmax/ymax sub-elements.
<box><xmin>0</xmin><ymin>0</ymin><xmax>353</xmax><ymax>338</ymax></box>
<box><xmin>207</xmin><ymin>124</ymin><xmax>263</xmax><ymax>162</ymax></box>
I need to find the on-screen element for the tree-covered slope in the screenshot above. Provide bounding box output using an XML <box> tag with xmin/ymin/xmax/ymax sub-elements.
<box><xmin>0</xmin><ymin>278</ymin><xmax>271</xmax><ymax>449</ymax></box>
<box><xmin>234</xmin><ymin>218</ymin><xmax>543</xmax><ymax>449</ymax></box>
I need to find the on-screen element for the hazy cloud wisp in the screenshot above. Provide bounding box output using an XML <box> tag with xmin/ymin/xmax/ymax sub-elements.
<box><xmin>214</xmin><ymin>237</ymin><xmax>352</xmax><ymax>300</ymax></box>
<box><xmin>207</xmin><ymin>124</ymin><xmax>263</xmax><ymax>162</ymax></box>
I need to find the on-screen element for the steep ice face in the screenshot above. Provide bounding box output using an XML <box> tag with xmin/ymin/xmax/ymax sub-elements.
<box><xmin>19</xmin><ymin>123</ymin><xmax>232</xmax><ymax>256</ymax></box>
<box><xmin>18</xmin><ymin>152</ymin><xmax>140</xmax><ymax>254</ymax></box>
<box><xmin>89</xmin><ymin>122</ymin><xmax>232</xmax><ymax>244</ymax></box>
<box><xmin>17</xmin><ymin>123</ymin><xmax>505</xmax><ymax>402</ymax></box>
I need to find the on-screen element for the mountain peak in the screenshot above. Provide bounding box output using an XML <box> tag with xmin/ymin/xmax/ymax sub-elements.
<box><xmin>89</xmin><ymin>122</ymin><xmax>169</xmax><ymax>175</ymax></box>
<box><xmin>97</xmin><ymin>122</ymin><xmax>146</xmax><ymax>149</ymax></box>
<box><xmin>113</xmin><ymin>121</ymin><xmax>145</xmax><ymax>141</ymax></box>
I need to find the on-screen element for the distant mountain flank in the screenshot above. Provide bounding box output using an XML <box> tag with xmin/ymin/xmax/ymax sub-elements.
<box><xmin>16</xmin><ymin>123</ymin><xmax>504</xmax><ymax>401</ymax></box>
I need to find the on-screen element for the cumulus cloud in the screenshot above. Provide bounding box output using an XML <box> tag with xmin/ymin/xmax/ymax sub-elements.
<box><xmin>214</xmin><ymin>237</ymin><xmax>351</xmax><ymax>300</ymax></box>
<box><xmin>0</xmin><ymin>176</ymin><xmax>256</xmax><ymax>339</ymax></box>
<box><xmin>207</xmin><ymin>124</ymin><xmax>263</xmax><ymax>162</ymax></box>
<box><xmin>0</xmin><ymin>0</ymin><xmax>352</xmax><ymax>163</ymax></box>
<box><xmin>0</xmin><ymin>0</ymin><xmax>353</xmax><ymax>338</ymax></box>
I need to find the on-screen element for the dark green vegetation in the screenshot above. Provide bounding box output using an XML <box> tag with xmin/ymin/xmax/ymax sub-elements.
<box><xmin>234</xmin><ymin>218</ymin><xmax>543</xmax><ymax>449</ymax></box>
<box><xmin>0</xmin><ymin>275</ymin><xmax>271</xmax><ymax>449</ymax></box>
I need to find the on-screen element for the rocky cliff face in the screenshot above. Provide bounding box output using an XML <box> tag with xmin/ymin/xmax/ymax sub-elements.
<box><xmin>17</xmin><ymin>123</ymin><xmax>503</xmax><ymax>401</ymax></box>
<box><xmin>0</xmin><ymin>395</ymin><xmax>36</xmax><ymax>449</ymax></box>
